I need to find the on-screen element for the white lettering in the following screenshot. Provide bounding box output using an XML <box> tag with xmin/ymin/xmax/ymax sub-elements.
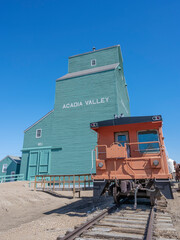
<box><xmin>105</xmin><ymin>97</ymin><xmax>109</xmax><ymax>103</ymax></box>
<box><xmin>96</xmin><ymin>99</ymin><xmax>101</xmax><ymax>104</ymax></box>
<box><xmin>101</xmin><ymin>98</ymin><xmax>105</xmax><ymax>103</ymax></box>
<box><xmin>62</xmin><ymin>97</ymin><xmax>110</xmax><ymax>109</ymax></box>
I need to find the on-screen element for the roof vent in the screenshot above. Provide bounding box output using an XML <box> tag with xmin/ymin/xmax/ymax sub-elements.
<box><xmin>114</xmin><ymin>113</ymin><xmax>124</xmax><ymax>119</ymax></box>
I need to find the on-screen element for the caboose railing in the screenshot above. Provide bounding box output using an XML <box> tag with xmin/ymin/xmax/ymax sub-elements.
<box><xmin>95</xmin><ymin>141</ymin><xmax>163</xmax><ymax>161</ymax></box>
<box><xmin>94</xmin><ymin>141</ymin><xmax>165</xmax><ymax>178</ymax></box>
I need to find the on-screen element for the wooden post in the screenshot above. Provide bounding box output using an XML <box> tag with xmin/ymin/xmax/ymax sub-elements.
<box><xmin>53</xmin><ymin>176</ymin><xmax>55</xmax><ymax>191</ymax></box>
<box><xmin>78</xmin><ymin>176</ymin><xmax>80</xmax><ymax>188</ymax></box>
<box><xmin>34</xmin><ymin>175</ymin><xmax>36</xmax><ymax>191</ymax></box>
<box><xmin>59</xmin><ymin>176</ymin><xmax>61</xmax><ymax>190</ymax></box>
<box><xmin>50</xmin><ymin>176</ymin><xmax>51</xmax><ymax>190</ymax></box>
<box><xmin>41</xmin><ymin>176</ymin><xmax>43</xmax><ymax>188</ymax></box>
<box><xmin>68</xmin><ymin>176</ymin><xmax>70</xmax><ymax>188</ymax></box>
<box><xmin>43</xmin><ymin>176</ymin><xmax>45</xmax><ymax>191</ymax></box>
<box><xmin>73</xmin><ymin>175</ymin><xmax>75</xmax><ymax>198</ymax></box>
<box><xmin>88</xmin><ymin>175</ymin><xmax>90</xmax><ymax>188</ymax></box>
<box><xmin>78</xmin><ymin>175</ymin><xmax>81</xmax><ymax>198</ymax></box>
<box><xmin>63</xmin><ymin>176</ymin><xmax>65</xmax><ymax>190</ymax></box>
<box><xmin>84</xmin><ymin>176</ymin><xmax>86</xmax><ymax>190</ymax></box>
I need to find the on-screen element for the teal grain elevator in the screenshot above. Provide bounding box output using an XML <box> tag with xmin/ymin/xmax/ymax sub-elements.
<box><xmin>20</xmin><ymin>45</ymin><xmax>130</xmax><ymax>180</ymax></box>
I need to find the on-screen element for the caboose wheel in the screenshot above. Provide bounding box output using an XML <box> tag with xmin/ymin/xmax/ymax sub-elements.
<box><xmin>113</xmin><ymin>186</ymin><xmax>120</xmax><ymax>204</ymax></box>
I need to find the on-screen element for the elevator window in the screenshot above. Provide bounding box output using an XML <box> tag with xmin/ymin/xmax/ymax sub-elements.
<box><xmin>91</xmin><ymin>59</ymin><xmax>96</xmax><ymax>66</ymax></box>
<box><xmin>36</xmin><ymin>129</ymin><xmax>42</xmax><ymax>138</ymax></box>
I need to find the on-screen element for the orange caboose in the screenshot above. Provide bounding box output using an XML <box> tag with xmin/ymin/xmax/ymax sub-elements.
<box><xmin>90</xmin><ymin>115</ymin><xmax>173</xmax><ymax>205</ymax></box>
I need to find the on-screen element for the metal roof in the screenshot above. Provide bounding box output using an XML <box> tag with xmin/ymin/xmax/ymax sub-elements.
<box><xmin>90</xmin><ymin>115</ymin><xmax>162</xmax><ymax>129</ymax></box>
<box><xmin>0</xmin><ymin>155</ymin><xmax>21</xmax><ymax>164</ymax></box>
<box><xmin>24</xmin><ymin>109</ymin><xmax>54</xmax><ymax>132</ymax></box>
<box><xmin>69</xmin><ymin>45</ymin><xmax>120</xmax><ymax>58</ymax></box>
<box><xmin>56</xmin><ymin>63</ymin><xmax>119</xmax><ymax>82</ymax></box>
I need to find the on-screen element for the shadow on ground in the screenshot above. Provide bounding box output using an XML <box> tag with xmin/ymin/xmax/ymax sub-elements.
<box><xmin>40</xmin><ymin>190</ymin><xmax>73</xmax><ymax>199</ymax></box>
<box><xmin>44</xmin><ymin>195</ymin><xmax>112</xmax><ymax>217</ymax></box>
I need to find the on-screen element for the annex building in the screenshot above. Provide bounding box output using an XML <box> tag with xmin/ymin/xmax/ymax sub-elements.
<box><xmin>20</xmin><ymin>45</ymin><xmax>130</xmax><ymax>180</ymax></box>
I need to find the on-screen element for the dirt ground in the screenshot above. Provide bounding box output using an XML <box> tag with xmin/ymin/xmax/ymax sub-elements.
<box><xmin>0</xmin><ymin>181</ymin><xmax>180</xmax><ymax>240</ymax></box>
<box><xmin>167</xmin><ymin>182</ymin><xmax>180</xmax><ymax>239</ymax></box>
<box><xmin>0</xmin><ymin>181</ymin><xmax>100</xmax><ymax>240</ymax></box>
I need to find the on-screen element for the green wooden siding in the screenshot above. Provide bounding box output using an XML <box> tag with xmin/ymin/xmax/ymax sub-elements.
<box><xmin>0</xmin><ymin>157</ymin><xmax>20</xmax><ymax>176</ymax></box>
<box><xmin>115</xmin><ymin>67</ymin><xmax>130</xmax><ymax>116</ymax></box>
<box><xmin>23</xmin><ymin>110</ymin><xmax>54</xmax><ymax>149</ymax></box>
<box><xmin>20</xmin><ymin>45</ymin><xmax>130</xmax><ymax>180</ymax></box>
<box><xmin>68</xmin><ymin>45</ymin><xmax>122</xmax><ymax>73</ymax></box>
<box><xmin>20</xmin><ymin>151</ymin><xmax>29</xmax><ymax>179</ymax></box>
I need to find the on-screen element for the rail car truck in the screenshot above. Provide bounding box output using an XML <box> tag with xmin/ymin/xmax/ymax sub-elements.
<box><xmin>90</xmin><ymin>115</ymin><xmax>173</xmax><ymax>206</ymax></box>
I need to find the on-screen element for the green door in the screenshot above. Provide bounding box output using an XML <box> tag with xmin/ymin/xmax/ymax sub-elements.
<box><xmin>39</xmin><ymin>150</ymin><xmax>50</xmax><ymax>175</ymax></box>
<box><xmin>28</xmin><ymin>150</ymin><xmax>50</xmax><ymax>180</ymax></box>
<box><xmin>28</xmin><ymin>151</ymin><xmax>38</xmax><ymax>180</ymax></box>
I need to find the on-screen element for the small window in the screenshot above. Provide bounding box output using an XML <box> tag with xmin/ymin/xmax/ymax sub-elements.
<box><xmin>36</xmin><ymin>129</ymin><xmax>42</xmax><ymax>138</ymax></box>
<box><xmin>138</xmin><ymin>130</ymin><xmax>159</xmax><ymax>153</ymax></box>
<box><xmin>115</xmin><ymin>132</ymin><xmax>129</xmax><ymax>147</ymax></box>
<box><xmin>2</xmin><ymin>164</ymin><xmax>7</xmax><ymax>173</ymax></box>
<box><xmin>115</xmin><ymin>132</ymin><xmax>130</xmax><ymax>157</ymax></box>
<box><xmin>91</xmin><ymin>59</ymin><xmax>96</xmax><ymax>66</ymax></box>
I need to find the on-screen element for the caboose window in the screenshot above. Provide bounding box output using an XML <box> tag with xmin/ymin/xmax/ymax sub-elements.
<box><xmin>138</xmin><ymin>130</ymin><xmax>160</xmax><ymax>153</ymax></box>
<box><xmin>115</xmin><ymin>132</ymin><xmax>129</xmax><ymax>146</ymax></box>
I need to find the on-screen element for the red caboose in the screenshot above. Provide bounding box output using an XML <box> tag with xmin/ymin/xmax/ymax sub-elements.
<box><xmin>90</xmin><ymin>115</ymin><xmax>173</xmax><ymax>205</ymax></box>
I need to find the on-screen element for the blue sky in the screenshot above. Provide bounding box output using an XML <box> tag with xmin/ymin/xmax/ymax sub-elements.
<box><xmin>0</xmin><ymin>0</ymin><xmax>179</xmax><ymax>162</ymax></box>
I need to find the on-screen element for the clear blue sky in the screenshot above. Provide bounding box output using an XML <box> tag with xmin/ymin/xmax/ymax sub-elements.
<box><xmin>0</xmin><ymin>0</ymin><xmax>179</xmax><ymax>162</ymax></box>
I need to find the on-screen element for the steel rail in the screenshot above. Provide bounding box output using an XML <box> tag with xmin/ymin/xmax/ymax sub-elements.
<box><xmin>57</xmin><ymin>205</ymin><xmax>117</xmax><ymax>240</ymax></box>
<box><xmin>145</xmin><ymin>205</ymin><xmax>156</xmax><ymax>240</ymax></box>
<box><xmin>57</xmin><ymin>197</ymin><xmax>154</xmax><ymax>240</ymax></box>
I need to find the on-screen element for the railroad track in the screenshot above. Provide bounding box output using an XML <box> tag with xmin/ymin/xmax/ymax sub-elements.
<box><xmin>57</xmin><ymin>197</ymin><xmax>179</xmax><ymax>240</ymax></box>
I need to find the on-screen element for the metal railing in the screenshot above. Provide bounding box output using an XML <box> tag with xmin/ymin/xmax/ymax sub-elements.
<box><xmin>95</xmin><ymin>141</ymin><xmax>162</xmax><ymax>160</ymax></box>
<box><xmin>0</xmin><ymin>174</ymin><xmax>24</xmax><ymax>183</ymax></box>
